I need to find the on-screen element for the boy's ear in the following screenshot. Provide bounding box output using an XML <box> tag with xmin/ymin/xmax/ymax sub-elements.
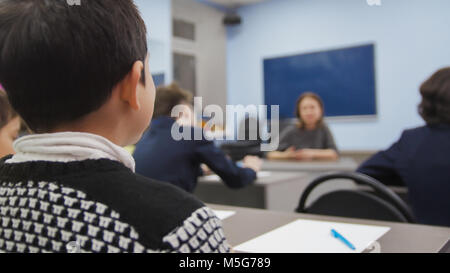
<box><xmin>119</xmin><ymin>60</ymin><xmax>144</xmax><ymax>110</ymax></box>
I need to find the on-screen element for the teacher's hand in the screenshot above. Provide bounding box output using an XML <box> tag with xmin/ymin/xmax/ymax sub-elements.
<box><xmin>294</xmin><ymin>149</ymin><xmax>316</xmax><ymax>160</ymax></box>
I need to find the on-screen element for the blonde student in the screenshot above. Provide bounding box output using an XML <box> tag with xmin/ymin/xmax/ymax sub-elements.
<box><xmin>0</xmin><ymin>0</ymin><xmax>230</xmax><ymax>253</ymax></box>
<box><xmin>268</xmin><ymin>92</ymin><xmax>339</xmax><ymax>161</ymax></box>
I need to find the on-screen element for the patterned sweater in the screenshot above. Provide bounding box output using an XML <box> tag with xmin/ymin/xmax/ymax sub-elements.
<box><xmin>0</xmin><ymin>156</ymin><xmax>231</xmax><ymax>253</ymax></box>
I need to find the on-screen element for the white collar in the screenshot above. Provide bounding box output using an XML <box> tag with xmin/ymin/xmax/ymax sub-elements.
<box><xmin>5</xmin><ymin>132</ymin><xmax>135</xmax><ymax>172</ymax></box>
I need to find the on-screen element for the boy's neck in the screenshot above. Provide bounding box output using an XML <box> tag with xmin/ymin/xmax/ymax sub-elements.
<box><xmin>50</xmin><ymin>116</ymin><xmax>126</xmax><ymax>147</ymax></box>
<box><xmin>46</xmin><ymin>91</ymin><xmax>141</xmax><ymax>148</ymax></box>
<box><xmin>50</xmin><ymin>127</ymin><xmax>122</xmax><ymax>146</ymax></box>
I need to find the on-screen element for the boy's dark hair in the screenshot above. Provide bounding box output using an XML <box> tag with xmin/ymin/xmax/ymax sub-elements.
<box><xmin>0</xmin><ymin>0</ymin><xmax>147</xmax><ymax>133</ymax></box>
<box><xmin>0</xmin><ymin>91</ymin><xmax>18</xmax><ymax>130</ymax></box>
<box><xmin>419</xmin><ymin>67</ymin><xmax>450</xmax><ymax>125</ymax></box>
<box><xmin>153</xmin><ymin>83</ymin><xmax>193</xmax><ymax>119</ymax></box>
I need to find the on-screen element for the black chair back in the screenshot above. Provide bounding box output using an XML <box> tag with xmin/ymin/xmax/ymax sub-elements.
<box><xmin>220</xmin><ymin>141</ymin><xmax>264</xmax><ymax>161</ymax></box>
<box><xmin>220</xmin><ymin>116</ymin><xmax>266</xmax><ymax>161</ymax></box>
<box><xmin>296</xmin><ymin>172</ymin><xmax>415</xmax><ymax>223</ymax></box>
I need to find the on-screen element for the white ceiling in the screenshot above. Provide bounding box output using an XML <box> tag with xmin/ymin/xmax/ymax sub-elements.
<box><xmin>207</xmin><ymin>0</ymin><xmax>267</xmax><ymax>8</ymax></box>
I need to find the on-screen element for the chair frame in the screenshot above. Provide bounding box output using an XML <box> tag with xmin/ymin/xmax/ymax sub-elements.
<box><xmin>296</xmin><ymin>172</ymin><xmax>416</xmax><ymax>223</ymax></box>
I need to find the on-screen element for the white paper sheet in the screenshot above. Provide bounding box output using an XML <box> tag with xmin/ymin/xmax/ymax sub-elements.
<box><xmin>202</xmin><ymin>174</ymin><xmax>221</xmax><ymax>182</ymax></box>
<box><xmin>234</xmin><ymin>219</ymin><xmax>390</xmax><ymax>253</ymax></box>
<box><xmin>212</xmin><ymin>210</ymin><xmax>236</xmax><ymax>220</ymax></box>
<box><xmin>257</xmin><ymin>171</ymin><xmax>272</xmax><ymax>178</ymax></box>
<box><xmin>203</xmin><ymin>171</ymin><xmax>272</xmax><ymax>182</ymax></box>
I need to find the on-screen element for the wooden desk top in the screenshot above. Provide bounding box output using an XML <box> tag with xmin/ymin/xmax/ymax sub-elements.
<box><xmin>209</xmin><ymin>204</ymin><xmax>450</xmax><ymax>253</ymax></box>
<box><xmin>262</xmin><ymin>157</ymin><xmax>358</xmax><ymax>172</ymax></box>
<box><xmin>198</xmin><ymin>171</ymin><xmax>309</xmax><ymax>186</ymax></box>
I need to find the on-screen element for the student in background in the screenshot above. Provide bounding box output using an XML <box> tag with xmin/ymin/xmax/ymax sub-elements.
<box><xmin>133</xmin><ymin>83</ymin><xmax>262</xmax><ymax>193</ymax></box>
<box><xmin>0</xmin><ymin>0</ymin><xmax>230</xmax><ymax>253</ymax></box>
<box><xmin>0</xmin><ymin>91</ymin><xmax>21</xmax><ymax>158</ymax></box>
<box><xmin>267</xmin><ymin>92</ymin><xmax>339</xmax><ymax>161</ymax></box>
<box><xmin>358</xmin><ymin>67</ymin><xmax>450</xmax><ymax>227</ymax></box>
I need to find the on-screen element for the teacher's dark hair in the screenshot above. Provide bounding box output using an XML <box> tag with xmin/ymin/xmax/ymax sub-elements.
<box><xmin>419</xmin><ymin>67</ymin><xmax>450</xmax><ymax>125</ymax></box>
<box><xmin>0</xmin><ymin>0</ymin><xmax>147</xmax><ymax>133</ymax></box>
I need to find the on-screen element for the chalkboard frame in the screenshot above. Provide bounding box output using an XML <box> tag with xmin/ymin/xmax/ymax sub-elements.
<box><xmin>263</xmin><ymin>43</ymin><xmax>378</xmax><ymax>120</ymax></box>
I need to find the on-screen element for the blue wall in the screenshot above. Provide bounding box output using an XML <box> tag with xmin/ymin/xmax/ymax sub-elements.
<box><xmin>227</xmin><ymin>0</ymin><xmax>450</xmax><ymax>150</ymax></box>
<box><xmin>135</xmin><ymin>0</ymin><xmax>172</xmax><ymax>83</ymax></box>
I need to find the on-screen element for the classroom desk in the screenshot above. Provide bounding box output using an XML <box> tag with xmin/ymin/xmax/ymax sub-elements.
<box><xmin>195</xmin><ymin>158</ymin><xmax>409</xmax><ymax>212</ymax></box>
<box><xmin>194</xmin><ymin>172</ymin><xmax>310</xmax><ymax>211</ymax></box>
<box><xmin>260</xmin><ymin>158</ymin><xmax>410</xmax><ymax>205</ymax></box>
<box><xmin>209</xmin><ymin>204</ymin><xmax>450</xmax><ymax>253</ymax></box>
<box><xmin>261</xmin><ymin>157</ymin><xmax>358</xmax><ymax>173</ymax></box>
<box><xmin>195</xmin><ymin>158</ymin><xmax>360</xmax><ymax>212</ymax></box>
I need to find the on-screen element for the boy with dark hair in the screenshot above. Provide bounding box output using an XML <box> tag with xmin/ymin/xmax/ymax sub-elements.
<box><xmin>0</xmin><ymin>0</ymin><xmax>230</xmax><ymax>253</ymax></box>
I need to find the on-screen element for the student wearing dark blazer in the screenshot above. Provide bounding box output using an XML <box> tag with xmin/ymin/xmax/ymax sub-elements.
<box><xmin>358</xmin><ymin>67</ymin><xmax>450</xmax><ymax>227</ymax></box>
<box><xmin>133</xmin><ymin>83</ymin><xmax>262</xmax><ymax>193</ymax></box>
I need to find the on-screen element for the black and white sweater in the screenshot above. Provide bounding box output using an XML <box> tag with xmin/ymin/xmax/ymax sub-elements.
<box><xmin>0</xmin><ymin>133</ymin><xmax>231</xmax><ymax>253</ymax></box>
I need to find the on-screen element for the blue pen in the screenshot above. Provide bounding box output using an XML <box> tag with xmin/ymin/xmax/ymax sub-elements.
<box><xmin>331</xmin><ymin>229</ymin><xmax>356</xmax><ymax>251</ymax></box>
